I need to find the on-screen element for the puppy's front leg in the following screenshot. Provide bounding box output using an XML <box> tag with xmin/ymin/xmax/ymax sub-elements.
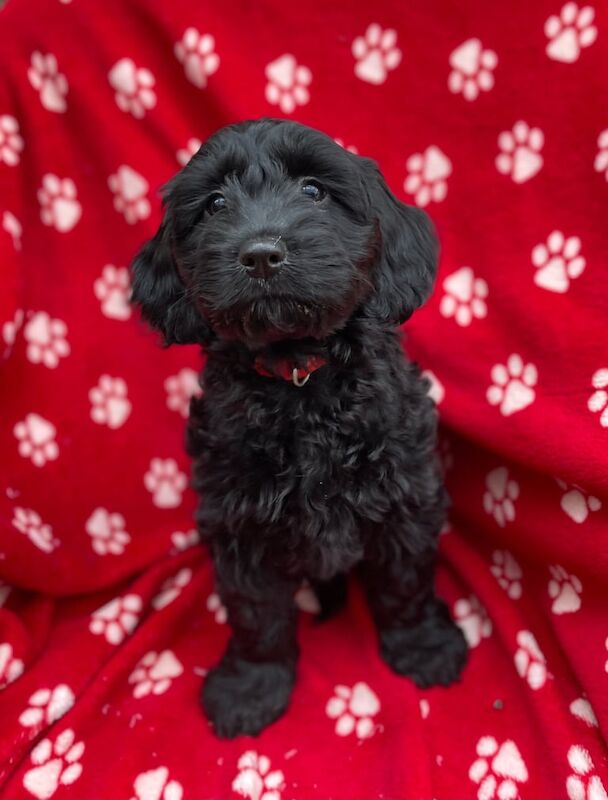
<box><xmin>361</xmin><ymin>535</ymin><xmax>467</xmax><ymax>688</ymax></box>
<box><xmin>202</xmin><ymin>548</ymin><xmax>299</xmax><ymax>738</ymax></box>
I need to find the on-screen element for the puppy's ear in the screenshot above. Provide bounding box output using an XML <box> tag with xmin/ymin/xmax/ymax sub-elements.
<box><xmin>131</xmin><ymin>213</ymin><xmax>212</xmax><ymax>346</ymax></box>
<box><xmin>361</xmin><ymin>161</ymin><xmax>439</xmax><ymax>325</ymax></box>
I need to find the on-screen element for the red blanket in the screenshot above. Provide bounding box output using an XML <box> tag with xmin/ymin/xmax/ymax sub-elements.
<box><xmin>1</xmin><ymin>0</ymin><xmax>607</xmax><ymax>797</ymax></box>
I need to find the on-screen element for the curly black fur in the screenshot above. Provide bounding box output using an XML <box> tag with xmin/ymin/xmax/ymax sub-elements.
<box><xmin>131</xmin><ymin>119</ymin><xmax>467</xmax><ymax>739</ymax></box>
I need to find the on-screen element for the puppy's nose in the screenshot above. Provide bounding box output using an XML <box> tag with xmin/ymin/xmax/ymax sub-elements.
<box><xmin>239</xmin><ymin>239</ymin><xmax>286</xmax><ymax>279</ymax></box>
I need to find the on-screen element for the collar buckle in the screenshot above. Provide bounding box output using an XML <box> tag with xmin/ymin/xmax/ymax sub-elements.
<box><xmin>292</xmin><ymin>368</ymin><xmax>311</xmax><ymax>387</ymax></box>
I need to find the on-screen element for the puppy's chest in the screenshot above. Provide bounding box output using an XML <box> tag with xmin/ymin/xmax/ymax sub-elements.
<box><xmin>191</xmin><ymin>375</ymin><xmax>399</xmax><ymax>519</ymax></box>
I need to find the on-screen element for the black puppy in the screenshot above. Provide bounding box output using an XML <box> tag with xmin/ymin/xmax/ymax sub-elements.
<box><xmin>131</xmin><ymin>119</ymin><xmax>467</xmax><ymax>739</ymax></box>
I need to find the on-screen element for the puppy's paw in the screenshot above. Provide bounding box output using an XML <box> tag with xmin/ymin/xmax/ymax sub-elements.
<box><xmin>202</xmin><ymin>657</ymin><xmax>295</xmax><ymax>738</ymax></box>
<box><xmin>380</xmin><ymin>601</ymin><xmax>468</xmax><ymax>688</ymax></box>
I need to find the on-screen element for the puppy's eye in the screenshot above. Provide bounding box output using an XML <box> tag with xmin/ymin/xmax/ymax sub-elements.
<box><xmin>301</xmin><ymin>180</ymin><xmax>326</xmax><ymax>202</ymax></box>
<box><xmin>206</xmin><ymin>193</ymin><xmax>227</xmax><ymax>215</ymax></box>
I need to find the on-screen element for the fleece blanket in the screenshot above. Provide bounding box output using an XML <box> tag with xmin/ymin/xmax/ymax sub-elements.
<box><xmin>1</xmin><ymin>0</ymin><xmax>607</xmax><ymax>797</ymax></box>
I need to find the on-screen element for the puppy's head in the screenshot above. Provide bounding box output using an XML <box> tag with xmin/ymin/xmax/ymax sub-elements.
<box><xmin>131</xmin><ymin>119</ymin><xmax>438</xmax><ymax>348</ymax></box>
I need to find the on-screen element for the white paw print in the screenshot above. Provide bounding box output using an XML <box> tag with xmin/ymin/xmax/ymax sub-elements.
<box><xmin>487</xmin><ymin>354</ymin><xmax>538</xmax><ymax>416</ymax></box>
<box><xmin>352</xmin><ymin>24</ymin><xmax>402</xmax><ymax>85</ymax></box>
<box><xmin>454</xmin><ymin>595</ymin><xmax>492</xmax><ymax>648</ymax></box>
<box><xmin>404</xmin><ymin>146</ymin><xmax>452</xmax><ymax>207</ymax></box>
<box><xmin>265</xmin><ymin>54</ymin><xmax>312</xmax><ymax>114</ymax></box>
<box><xmin>12</xmin><ymin>506</ymin><xmax>58</xmax><ymax>553</ymax></box>
<box><xmin>566</xmin><ymin>745</ymin><xmax>607</xmax><ymax>800</ymax></box>
<box><xmin>94</xmin><ymin>264</ymin><xmax>132</xmax><ymax>320</ymax></box>
<box><xmin>23</xmin><ymin>729</ymin><xmax>84</xmax><ymax>799</ymax></box>
<box><xmin>152</xmin><ymin>567</ymin><xmax>192</xmax><ymax>610</ymax></box>
<box><xmin>28</xmin><ymin>51</ymin><xmax>68</xmax><ymax>113</ymax></box>
<box><xmin>144</xmin><ymin>458</ymin><xmax>188</xmax><ymax>508</ymax></box>
<box><xmin>38</xmin><ymin>174</ymin><xmax>82</xmax><ymax>232</ymax></box>
<box><xmin>514</xmin><ymin>630</ymin><xmax>548</xmax><ymax>690</ymax></box>
<box><xmin>0</xmin><ymin>115</ymin><xmax>24</xmax><ymax>166</ymax></box>
<box><xmin>131</xmin><ymin>767</ymin><xmax>184</xmax><ymax>800</ymax></box>
<box><xmin>587</xmin><ymin>368</ymin><xmax>608</xmax><ymax>427</ymax></box>
<box><xmin>174</xmin><ymin>28</ymin><xmax>220</xmax><ymax>89</ymax></box>
<box><xmin>206</xmin><ymin>592</ymin><xmax>228</xmax><ymax>624</ymax></box>
<box><xmin>448</xmin><ymin>39</ymin><xmax>498</xmax><ymax>100</ymax></box>
<box><xmin>440</xmin><ymin>267</ymin><xmax>488</xmax><ymax>326</ymax></box>
<box><xmin>558</xmin><ymin>480</ymin><xmax>602</xmax><ymax>523</ymax></box>
<box><xmin>532</xmin><ymin>231</ymin><xmax>586</xmax><ymax>293</ymax></box>
<box><xmin>2</xmin><ymin>308</ymin><xmax>24</xmax><ymax>352</ymax></box>
<box><xmin>108</xmin><ymin>165</ymin><xmax>150</xmax><ymax>224</ymax></box>
<box><xmin>569</xmin><ymin>698</ymin><xmax>598</xmax><ymax>728</ymax></box>
<box><xmin>548</xmin><ymin>565</ymin><xmax>582</xmax><ymax>614</ymax></box>
<box><xmin>490</xmin><ymin>550</ymin><xmax>523</xmax><ymax>599</ymax></box>
<box><xmin>325</xmin><ymin>682</ymin><xmax>380</xmax><ymax>739</ymax></box>
<box><xmin>164</xmin><ymin>368</ymin><xmax>202</xmax><ymax>418</ymax></box>
<box><xmin>496</xmin><ymin>121</ymin><xmax>544</xmax><ymax>183</ymax></box>
<box><xmin>294</xmin><ymin>582</ymin><xmax>321</xmax><ymax>614</ymax></box>
<box><xmin>0</xmin><ymin>642</ymin><xmax>24</xmax><ymax>689</ymax></box>
<box><xmin>108</xmin><ymin>58</ymin><xmax>156</xmax><ymax>119</ymax></box>
<box><xmin>85</xmin><ymin>508</ymin><xmax>130</xmax><ymax>556</ymax></box>
<box><xmin>19</xmin><ymin>685</ymin><xmax>75</xmax><ymax>728</ymax></box>
<box><xmin>232</xmin><ymin>751</ymin><xmax>285</xmax><ymax>800</ymax></box>
<box><xmin>483</xmin><ymin>467</ymin><xmax>519</xmax><ymax>527</ymax></box>
<box><xmin>14</xmin><ymin>413</ymin><xmax>59</xmax><ymax>467</ymax></box>
<box><xmin>176</xmin><ymin>137</ymin><xmax>202</xmax><ymax>166</ymax></box>
<box><xmin>24</xmin><ymin>312</ymin><xmax>70</xmax><ymax>368</ymax></box>
<box><xmin>3</xmin><ymin>210</ymin><xmax>22</xmax><ymax>250</ymax></box>
<box><xmin>422</xmin><ymin>369</ymin><xmax>445</xmax><ymax>405</ymax></box>
<box><xmin>89</xmin><ymin>594</ymin><xmax>142</xmax><ymax>645</ymax></box>
<box><xmin>89</xmin><ymin>375</ymin><xmax>132</xmax><ymax>429</ymax></box>
<box><xmin>334</xmin><ymin>138</ymin><xmax>358</xmax><ymax>154</ymax></box>
<box><xmin>469</xmin><ymin>736</ymin><xmax>529</xmax><ymax>800</ymax></box>
<box><xmin>170</xmin><ymin>529</ymin><xmax>199</xmax><ymax>552</ymax></box>
<box><xmin>545</xmin><ymin>3</ymin><xmax>598</xmax><ymax>63</ymax></box>
<box><xmin>594</xmin><ymin>129</ymin><xmax>608</xmax><ymax>181</ymax></box>
<box><xmin>129</xmin><ymin>650</ymin><xmax>184</xmax><ymax>698</ymax></box>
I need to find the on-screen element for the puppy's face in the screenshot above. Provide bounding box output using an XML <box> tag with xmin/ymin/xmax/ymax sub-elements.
<box><xmin>171</xmin><ymin>123</ymin><xmax>378</xmax><ymax>345</ymax></box>
<box><xmin>132</xmin><ymin>119</ymin><xmax>438</xmax><ymax>349</ymax></box>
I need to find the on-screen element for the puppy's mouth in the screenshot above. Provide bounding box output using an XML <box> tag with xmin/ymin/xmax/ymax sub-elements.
<box><xmin>196</xmin><ymin>251</ymin><xmax>375</xmax><ymax>347</ymax></box>
<box><xmin>205</xmin><ymin>296</ymin><xmax>336</xmax><ymax>345</ymax></box>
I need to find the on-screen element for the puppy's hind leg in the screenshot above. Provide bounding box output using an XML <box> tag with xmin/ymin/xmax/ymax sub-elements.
<box><xmin>360</xmin><ymin>515</ymin><xmax>467</xmax><ymax>688</ymax></box>
<box><xmin>202</xmin><ymin>546</ymin><xmax>299</xmax><ymax>739</ymax></box>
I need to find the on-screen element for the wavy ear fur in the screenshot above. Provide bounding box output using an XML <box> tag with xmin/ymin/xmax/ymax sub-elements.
<box><xmin>130</xmin><ymin>213</ymin><xmax>213</xmax><ymax>346</ymax></box>
<box><xmin>361</xmin><ymin>160</ymin><xmax>439</xmax><ymax>325</ymax></box>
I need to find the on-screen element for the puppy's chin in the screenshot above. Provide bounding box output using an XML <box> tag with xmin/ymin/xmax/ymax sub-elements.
<box><xmin>206</xmin><ymin>298</ymin><xmax>349</xmax><ymax>348</ymax></box>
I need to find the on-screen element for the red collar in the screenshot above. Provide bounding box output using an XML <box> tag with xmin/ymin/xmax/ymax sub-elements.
<box><xmin>253</xmin><ymin>354</ymin><xmax>327</xmax><ymax>386</ymax></box>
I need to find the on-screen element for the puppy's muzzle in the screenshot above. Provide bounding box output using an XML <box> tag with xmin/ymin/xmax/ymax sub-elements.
<box><xmin>239</xmin><ymin>238</ymin><xmax>287</xmax><ymax>280</ymax></box>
